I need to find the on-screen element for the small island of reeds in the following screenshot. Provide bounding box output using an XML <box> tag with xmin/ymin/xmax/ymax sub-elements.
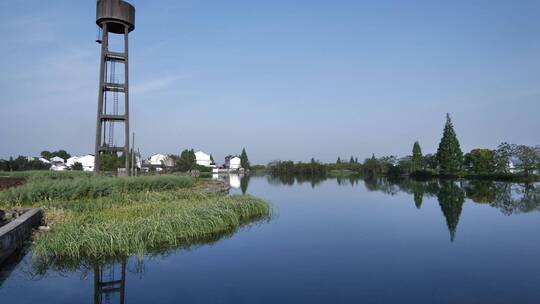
<box><xmin>0</xmin><ymin>172</ymin><xmax>271</xmax><ymax>263</ymax></box>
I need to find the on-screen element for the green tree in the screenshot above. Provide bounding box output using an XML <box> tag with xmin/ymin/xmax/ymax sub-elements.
<box><xmin>464</xmin><ymin>149</ymin><xmax>496</xmax><ymax>175</ymax></box>
<box><xmin>40</xmin><ymin>150</ymin><xmax>71</xmax><ymax>160</ymax></box>
<box><xmin>494</xmin><ymin>142</ymin><xmax>513</xmax><ymax>173</ymax></box>
<box><xmin>71</xmin><ymin>162</ymin><xmax>83</xmax><ymax>171</ymax></box>
<box><xmin>378</xmin><ymin>155</ymin><xmax>398</xmax><ymax>174</ymax></box>
<box><xmin>0</xmin><ymin>159</ymin><xmax>7</xmax><ymax>171</ymax></box>
<box><xmin>240</xmin><ymin>148</ymin><xmax>250</xmax><ymax>169</ymax></box>
<box><xmin>363</xmin><ymin>154</ymin><xmax>380</xmax><ymax>175</ymax></box>
<box><xmin>337</xmin><ymin>157</ymin><xmax>341</xmax><ymax>164</ymax></box>
<box><xmin>436</xmin><ymin>114</ymin><xmax>463</xmax><ymax>175</ymax></box>
<box><xmin>513</xmin><ymin>145</ymin><xmax>540</xmax><ymax>176</ymax></box>
<box><xmin>101</xmin><ymin>152</ymin><xmax>124</xmax><ymax>171</ymax></box>
<box><xmin>412</xmin><ymin>141</ymin><xmax>423</xmax><ymax>171</ymax></box>
<box><xmin>350</xmin><ymin>156</ymin><xmax>355</xmax><ymax>164</ymax></box>
<box><xmin>176</xmin><ymin>149</ymin><xmax>197</xmax><ymax>172</ymax></box>
<box><xmin>210</xmin><ymin>154</ymin><xmax>215</xmax><ymax>165</ymax></box>
<box><xmin>422</xmin><ymin>153</ymin><xmax>438</xmax><ymax>170</ymax></box>
<box><xmin>397</xmin><ymin>156</ymin><xmax>413</xmax><ymax>175</ymax></box>
<box><xmin>40</xmin><ymin>151</ymin><xmax>52</xmax><ymax>159</ymax></box>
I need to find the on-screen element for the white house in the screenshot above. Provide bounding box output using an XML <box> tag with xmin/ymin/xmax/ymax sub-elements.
<box><xmin>195</xmin><ymin>151</ymin><xmax>213</xmax><ymax>167</ymax></box>
<box><xmin>229</xmin><ymin>156</ymin><xmax>242</xmax><ymax>170</ymax></box>
<box><xmin>149</xmin><ymin>154</ymin><xmax>174</xmax><ymax>171</ymax></box>
<box><xmin>150</xmin><ymin>154</ymin><xmax>171</xmax><ymax>166</ymax></box>
<box><xmin>66</xmin><ymin>156</ymin><xmax>79</xmax><ymax>167</ymax></box>
<box><xmin>66</xmin><ymin>155</ymin><xmax>95</xmax><ymax>172</ymax></box>
<box><xmin>49</xmin><ymin>156</ymin><xmax>67</xmax><ymax>171</ymax></box>
<box><xmin>50</xmin><ymin>156</ymin><xmax>65</xmax><ymax>164</ymax></box>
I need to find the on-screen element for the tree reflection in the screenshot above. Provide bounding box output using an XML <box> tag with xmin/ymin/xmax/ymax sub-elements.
<box><xmin>414</xmin><ymin>191</ymin><xmax>423</xmax><ymax>209</ymax></box>
<box><xmin>489</xmin><ymin>182</ymin><xmax>540</xmax><ymax>215</ymax></box>
<box><xmin>267</xmin><ymin>173</ymin><xmax>540</xmax><ymax>243</ymax></box>
<box><xmin>363</xmin><ymin>176</ymin><xmax>379</xmax><ymax>192</ymax></box>
<box><xmin>437</xmin><ymin>181</ymin><xmax>465</xmax><ymax>242</ymax></box>
<box><xmin>296</xmin><ymin>174</ymin><xmax>325</xmax><ymax>188</ymax></box>
<box><xmin>463</xmin><ymin>181</ymin><xmax>497</xmax><ymax>203</ymax></box>
<box><xmin>240</xmin><ymin>174</ymin><xmax>250</xmax><ymax>194</ymax></box>
<box><xmin>363</xmin><ymin>176</ymin><xmax>400</xmax><ymax>195</ymax></box>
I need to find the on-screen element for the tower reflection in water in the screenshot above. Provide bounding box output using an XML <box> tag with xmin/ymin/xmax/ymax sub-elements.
<box><xmin>94</xmin><ymin>259</ymin><xmax>127</xmax><ymax>304</ymax></box>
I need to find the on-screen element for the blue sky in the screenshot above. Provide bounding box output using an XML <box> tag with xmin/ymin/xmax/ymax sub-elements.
<box><xmin>1</xmin><ymin>0</ymin><xmax>539</xmax><ymax>164</ymax></box>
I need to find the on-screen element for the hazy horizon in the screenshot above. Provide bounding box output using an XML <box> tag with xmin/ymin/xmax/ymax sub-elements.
<box><xmin>1</xmin><ymin>0</ymin><xmax>539</xmax><ymax>164</ymax></box>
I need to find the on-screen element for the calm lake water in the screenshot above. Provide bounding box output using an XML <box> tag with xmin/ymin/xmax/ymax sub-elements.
<box><xmin>1</xmin><ymin>175</ymin><xmax>540</xmax><ymax>303</ymax></box>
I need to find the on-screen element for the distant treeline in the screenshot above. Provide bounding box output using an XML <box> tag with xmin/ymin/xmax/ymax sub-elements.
<box><xmin>0</xmin><ymin>156</ymin><xmax>50</xmax><ymax>172</ymax></box>
<box><xmin>1</xmin><ymin>150</ymin><xmax>74</xmax><ymax>172</ymax></box>
<box><xmin>268</xmin><ymin>159</ymin><xmax>327</xmax><ymax>176</ymax></box>
<box><xmin>266</xmin><ymin>114</ymin><xmax>540</xmax><ymax>181</ymax></box>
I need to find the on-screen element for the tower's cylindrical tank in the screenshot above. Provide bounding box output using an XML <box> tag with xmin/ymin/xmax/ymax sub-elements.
<box><xmin>96</xmin><ymin>0</ymin><xmax>135</xmax><ymax>34</ymax></box>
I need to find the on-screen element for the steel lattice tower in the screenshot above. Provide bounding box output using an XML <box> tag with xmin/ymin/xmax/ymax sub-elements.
<box><xmin>94</xmin><ymin>0</ymin><xmax>135</xmax><ymax>174</ymax></box>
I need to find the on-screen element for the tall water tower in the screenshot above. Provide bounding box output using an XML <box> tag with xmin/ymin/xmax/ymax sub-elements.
<box><xmin>94</xmin><ymin>0</ymin><xmax>135</xmax><ymax>174</ymax></box>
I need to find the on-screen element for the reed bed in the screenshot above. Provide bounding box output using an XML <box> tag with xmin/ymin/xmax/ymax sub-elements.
<box><xmin>0</xmin><ymin>175</ymin><xmax>194</xmax><ymax>204</ymax></box>
<box><xmin>0</xmin><ymin>170</ymin><xmax>93</xmax><ymax>180</ymax></box>
<box><xmin>0</xmin><ymin>172</ymin><xmax>270</xmax><ymax>263</ymax></box>
<box><xmin>32</xmin><ymin>192</ymin><xmax>270</xmax><ymax>261</ymax></box>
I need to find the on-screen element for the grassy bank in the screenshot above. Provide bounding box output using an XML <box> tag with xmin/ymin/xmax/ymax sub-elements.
<box><xmin>0</xmin><ymin>170</ymin><xmax>93</xmax><ymax>181</ymax></box>
<box><xmin>0</xmin><ymin>175</ymin><xmax>194</xmax><ymax>204</ymax></box>
<box><xmin>0</xmin><ymin>173</ymin><xmax>270</xmax><ymax>262</ymax></box>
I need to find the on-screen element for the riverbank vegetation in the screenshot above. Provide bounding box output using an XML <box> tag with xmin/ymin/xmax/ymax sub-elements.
<box><xmin>263</xmin><ymin>114</ymin><xmax>539</xmax><ymax>182</ymax></box>
<box><xmin>0</xmin><ymin>173</ymin><xmax>270</xmax><ymax>263</ymax></box>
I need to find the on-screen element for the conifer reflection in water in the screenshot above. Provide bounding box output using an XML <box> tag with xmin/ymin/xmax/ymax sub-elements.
<box><xmin>436</xmin><ymin>181</ymin><xmax>465</xmax><ymax>242</ymax></box>
<box><xmin>264</xmin><ymin>174</ymin><xmax>540</xmax><ymax>242</ymax></box>
<box><xmin>363</xmin><ymin>178</ymin><xmax>540</xmax><ymax>241</ymax></box>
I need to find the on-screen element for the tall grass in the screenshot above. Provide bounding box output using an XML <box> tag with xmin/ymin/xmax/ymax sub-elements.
<box><xmin>0</xmin><ymin>170</ymin><xmax>93</xmax><ymax>180</ymax></box>
<box><xmin>0</xmin><ymin>172</ymin><xmax>271</xmax><ymax>265</ymax></box>
<box><xmin>32</xmin><ymin>192</ymin><xmax>270</xmax><ymax>262</ymax></box>
<box><xmin>0</xmin><ymin>175</ymin><xmax>194</xmax><ymax>204</ymax></box>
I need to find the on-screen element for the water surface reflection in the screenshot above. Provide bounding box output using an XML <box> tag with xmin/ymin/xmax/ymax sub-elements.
<box><xmin>264</xmin><ymin>174</ymin><xmax>540</xmax><ymax>241</ymax></box>
<box><xmin>2</xmin><ymin>175</ymin><xmax>540</xmax><ymax>304</ymax></box>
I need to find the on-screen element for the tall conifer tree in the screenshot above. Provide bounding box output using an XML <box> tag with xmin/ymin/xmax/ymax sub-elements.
<box><xmin>412</xmin><ymin>141</ymin><xmax>423</xmax><ymax>171</ymax></box>
<box><xmin>437</xmin><ymin>114</ymin><xmax>463</xmax><ymax>174</ymax></box>
<box><xmin>240</xmin><ymin>148</ymin><xmax>250</xmax><ymax>169</ymax></box>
